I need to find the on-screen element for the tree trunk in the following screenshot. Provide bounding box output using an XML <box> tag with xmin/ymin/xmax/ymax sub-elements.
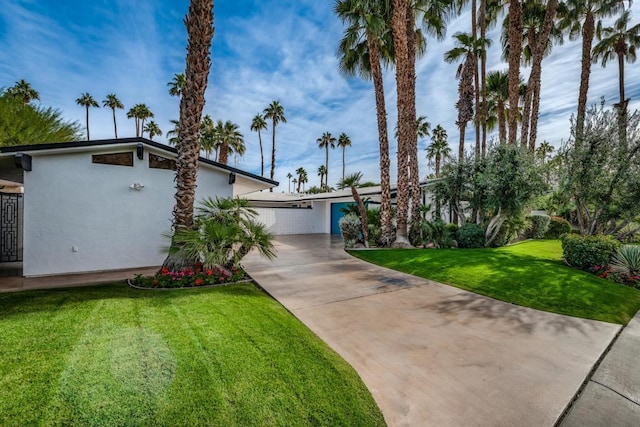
<box><xmin>480</xmin><ymin>0</ymin><xmax>487</xmax><ymax>158</ymax></box>
<box><xmin>219</xmin><ymin>141</ymin><xmax>229</xmax><ymax>164</ymax></box>
<box><xmin>352</xmin><ymin>187</ymin><xmax>369</xmax><ymax>248</ymax></box>
<box><xmin>507</xmin><ymin>0</ymin><xmax>522</xmax><ymax>144</ymax></box>
<box><xmin>497</xmin><ymin>100</ymin><xmax>506</xmax><ymax>143</ymax></box>
<box><xmin>112</xmin><ymin>109</ymin><xmax>118</xmax><ymax>139</ymax></box>
<box><xmin>576</xmin><ymin>10</ymin><xmax>595</xmax><ymax>143</ymax></box>
<box><xmin>270</xmin><ymin>120</ymin><xmax>276</xmax><ymax>191</ymax></box>
<box><xmin>258</xmin><ymin>129</ymin><xmax>264</xmax><ymax>177</ymax></box>
<box><xmin>391</xmin><ymin>0</ymin><xmax>412</xmax><ymax>247</ymax></box>
<box><xmin>85</xmin><ymin>106</ymin><xmax>90</xmax><ymax>140</ymax></box>
<box><xmin>325</xmin><ymin>145</ymin><xmax>329</xmax><ymax>188</ymax></box>
<box><xmin>367</xmin><ymin>33</ymin><xmax>393</xmax><ymax>246</ymax></box>
<box><xmin>342</xmin><ymin>146</ymin><xmax>346</xmax><ymax>181</ymax></box>
<box><xmin>406</xmin><ymin>4</ymin><xmax>421</xmax><ymax>230</ymax></box>
<box><xmin>472</xmin><ymin>0</ymin><xmax>480</xmax><ymax>159</ymax></box>
<box><xmin>520</xmin><ymin>31</ymin><xmax>536</xmax><ymax>149</ymax></box>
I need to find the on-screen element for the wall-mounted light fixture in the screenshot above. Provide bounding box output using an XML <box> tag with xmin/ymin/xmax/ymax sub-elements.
<box><xmin>228</xmin><ymin>172</ymin><xmax>236</xmax><ymax>185</ymax></box>
<box><xmin>14</xmin><ymin>153</ymin><xmax>32</xmax><ymax>171</ymax></box>
<box><xmin>129</xmin><ymin>182</ymin><xmax>144</xmax><ymax>191</ymax></box>
<box><xmin>136</xmin><ymin>143</ymin><xmax>144</xmax><ymax>160</ymax></box>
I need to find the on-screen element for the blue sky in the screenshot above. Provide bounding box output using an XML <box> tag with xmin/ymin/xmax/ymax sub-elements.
<box><xmin>1</xmin><ymin>0</ymin><xmax>639</xmax><ymax>190</ymax></box>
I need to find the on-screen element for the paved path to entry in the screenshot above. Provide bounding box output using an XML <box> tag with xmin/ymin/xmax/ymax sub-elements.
<box><xmin>243</xmin><ymin>234</ymin><xmax>621</xmax><ymax>427</ymax></box>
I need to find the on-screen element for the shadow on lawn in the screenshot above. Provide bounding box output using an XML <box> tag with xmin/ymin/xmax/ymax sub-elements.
<box><xmin>0</xmin><ymin>282</ymin><xmax>263</xmax><ymax>319</ymax></box>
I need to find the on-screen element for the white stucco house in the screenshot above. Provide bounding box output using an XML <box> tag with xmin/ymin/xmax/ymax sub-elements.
<box><xmin>0</xmin><ymin>137</ymin><xmax>277</xmax><ymax>277</ymax></box>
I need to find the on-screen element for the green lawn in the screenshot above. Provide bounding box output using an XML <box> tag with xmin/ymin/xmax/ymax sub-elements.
<box><xmin>350</xmin><ymin>240</ymin><xmax>640</xmax><ymax>325</ymax></box>
<box><xmin>0</xmin><ymin>283</ymin><xmax>384</xmax><ymax>426</ymax></box>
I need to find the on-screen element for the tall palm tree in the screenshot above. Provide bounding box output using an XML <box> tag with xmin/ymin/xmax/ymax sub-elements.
<box><xmin>127</xmin><ymin>104</ymin><xmax>153</xmax><ymax>137</ymax></box>
<box><xmin>445</xmin><ymin>32</ymin><xmax>478</xmax><ymax>162</ymax></box>
<box><xmin>425</xmin><ymin>124</ymin><xmax>451</xmax><ymax>178</ymax></box>
<box><xmin>75</xmin><ymin>93</ymin><xmax>99</xmax><ymax>140</ymax></box>
<box><xmin>535</xmin><ymin>140</ymin><xmax>554</xmax><ymax>164</ymax></box>
<box><xmin>296</xmin><ymin>167</ymin><xmax>306</xmax><ymax>193</ymax></box>
<box><xmin>250</xmin><ymin>113</ymin><xmax>268</xmax><ymax>177</ymax></box>
<box><xmin>317</xmin><ymin>132</ymin><xmax>336</xmax><ymax>188</ymax></box>
<box><xmin>8</xmin><ymin>79</ymin><xmax>39</xmax><ymax>104</ymax></box>
<box><xmin>300</xmin><ymin>170</ymin><xmax>309</xmax><ymax>192</ymax></box>
<box><xmin>506</xmin><ymin>0</ymin><xmax>523</xmax><ymax>144</ymax></box>
<box><xmin>263</xmin><ymin>101</ymin><xmax>286</xmax><ymax>190</ymax></box>
<box><xmin>286</xmin><ymin>172</ymin><xmax>293</xmax><ymax>193</ymax></box>
<box><xmin>168</xmin><ymin>73</ymin><xmax>186</xmax><ymax>97</ymax></box>
<box><xmin>592</xmin><ymin>9</ymin><xmax>640</xmax><ymax>114</ymax></box>
<box><xmin>144</xmin><ymin>121</ymin><xmax>162</xmax><ymax>141</ymax></box>
<box><xmin>486</xmin><ymin>70</ymin><xmax>509</xmax><ymax>142</ymax></box>
<box><xmin>167</xmin><ymin>0</ymin><xmax>214</xmax><ymax>267</ymax></box>
<box><xmin>199</xmin><ymin>115</ymin><xmax>215</xmax><ymax>158</ymax></box>
<box><xmin>335</xmin><ymin>0</ymin><xmax>394</xmax><ymax>246</ymax></box>
<box><xmin>102</xmin><ymin>93</ymin><xmax>124</xmax><ymax>139</ymax></box>
<box><xmin>558</xmin><ymin>0</ymin><xmax>625</xmax><ymax>142</ymax></box>
<box><xmin>337</xmin><ymin>172</ymin><xmax>370</xmax><ymax>247</ymax></box>
<box><xmin>337</xmin><ymin>132</ymin><xmax>352</xmax><ymax>182</ymax></box>
<box><xmin>318</xmin><ymin>164</ymin><xmax>328</xmax><ymax>188</ymax></box>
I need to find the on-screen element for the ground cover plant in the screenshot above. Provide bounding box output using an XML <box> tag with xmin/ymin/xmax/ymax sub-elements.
<box><xmin>0</xmin><ymin>283</ymin><xmax>384</xmax><ymax>426</ymax></box>
<box><xmin>350</xmin><ymin>240</ymin><xmax>640</xmax><ymax>324</ymax></box>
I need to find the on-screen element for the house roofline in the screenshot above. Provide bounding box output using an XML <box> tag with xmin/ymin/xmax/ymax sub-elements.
<box><xmin>0</xmin><ymin>137</ymin><xmax>278</xmax><ymax>187</ymax></box>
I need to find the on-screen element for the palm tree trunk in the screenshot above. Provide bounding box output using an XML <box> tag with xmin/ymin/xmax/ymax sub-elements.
<box><xmin>367</xmin><ymin>32</ymin><xmax>393</xmax><ymax>246</ymax></box>
<box><xmin>529</xmin><ymin>77</ymin><xmax>542</xmax><ymax>150</ymax></box>
<box><xmin>471</xmin><ymin>0</ymin><xmax>480</xmax><ymax>159</ymax></box>
<box><xmin>616</xmin><ymin>50</ymin><xmax>628</xmax><ymax>148</ymax></box>
<box><xmin>576</xmin><ymin>11</ymin><xmax>595</xmax><ymax>143</ymax></box>
<box><xmin>406</xmin><ymin>3</ymin><xmax>421</xmax><ymax>230</ymax></box>
<box><xmin>480</xmin><ymin>0</ymin><xmax>487</xmax><ymax>158</ymax></box>
<box><xmin>270</xmin><ymin>121</ymin><xmax>276</xmax><ymax>191</ymax></box>
<box><xmin>219</xmin><ymin>142</ymin><xmax>229</xmax><ymax>165</ymax></box>
<box><xmin>618</xmin><ymin>50</ymin><xmax>625</xmax><ymax>107</ymax></box>
<box><xmin>435</xmin><ymin>155</ymin><xmax>441</xmax><ymax>179</ymax></box>
<box><xmin>85</xmin><ymin>106</ymin><xmax>90</xmax><ymax>140</ymax></box>
<box><xmin>112</xmin><ymin>108</ymin><xmax>118</xmax><ymax>139</ymax></box>
<box><xmin>498</xmin><ymin>101</ymin><xmax>506</xmax><ymax>143</ymax></box>
<box><xmin>458</xmin><ymin>125</ymin><xmax>466</xmax><ymax>160</ymax></box>
<box><xmin>352</xmin><ymin>187</ymin><xmax>369</xmax><ymax>248</ymax></box>
<box><xmin>342</xmin><ymin>146</ymin><xmax>346</xmax><ymax>181</ymax></box>
<box><xmin>507</xmin><ymin>0</ymin><xmax>522</xmax><ymax>144</ymax></box>
<box><xmin>325</xmin><ymin>145</ymin><xmax>329</xmax><ymax>188</ymax></box>
<box><xmin>258</xmin><ymin>130</ymin><xmax>264</xmax><ymax>177</ymax></box>
<box><xmin>392</xmin><ymin>0</ymin><xmax>412</xmax><ymax>247</ymax></box>
<box><xmin>520</xmin><ymin>32</ymin><xmax>536</xmax><ymax>150</ymax></box>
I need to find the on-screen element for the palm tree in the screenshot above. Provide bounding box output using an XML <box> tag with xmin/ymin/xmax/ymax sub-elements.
<box><xmin>167</xmin><ymin>119</ymin><xmax>180</xmax><ymax>145</ymax></box>
<box><xmin>137</xmin><ymin>104</ymin><xmax>154</xmax><ymax>138</ymax></box>
<box><xmin>336</xmin><ymin>132</ymin><xmax>352</xmax><ymax>182</ymax></box>
<box><xmin>337</xmin><ymin>172</ymin><xmax>369</xmax><ymax>248</ymax></box>
<box><xmin>296</xmin><ymin>167</ymin><xmax>306</xmax><ymax>193</ymax></box>
<box><xmin>445</xmin><ymin>32</ymin><xmax>478</xmax><ymax>162</ymax></box>
<box><xmin>318</xmin><ymin>164</ymin><xmax>327</xmax><ymax>188</ymax></box>
<box><xmin>165</xmin><ymin>0</ymin><xmax>214</xmax><ymax>270</ymax></box>
<box><xmin>250</xmin><ymin>114</ymin><xmax>268</xmax><ymax>177</ymax></box>
<box><xmin>592</xmin><ymin>10</ymin><xmax>640</xmax><ymax>114</ymax></box>
<box><xmin>535</xmin><ymin>140</ymin><xmax>554</xmax><ymax>164</ymax></box>
<box><xmin>102</xmin><ymin>94</ymin><xmax>124</xmax><ymax>138</ymax></box>
<box><xmin>292</xmin><ymin>178</ymin><xmax>298</xmax><ymax>193</ymax></box>
<box><xmin>144</xmin><ymin>121</ymin><xmax>162</xmax><ymax>141</ymax></box>
<box><xmin>486</xmin><ymin>70</ymin><xmax>509</xmax><ymax>142</ymax></box>
<box><xmin>317</xmin><ymin>132</ymin><xmax>337</xmax><ymax>188</ymax></box>
<box><xmin>213</xmin><ymin>120</ymin><xmax>244</xmax><ymax>165</ymax></box>
<box><xmin>506</xmin><ymin>0</ymin><xmax>523</xmax><ymax>144</ymax></box>
<box><xmin>75</xmin><ymin>93</ymin><xmax>99</xmax><ymax>140</ymax></box>
<box><xmin>263</xmin><ymin>101</ymin><xmax>286</xmax><ymax>190</ymax></box>
<box><xmin>426</xmin><ymin>125</ymin><xmax>451</xmax><ymax>178</ymax></box>
<box><xmin>199</xmin><ymin>115</ymin><xmax>215</xmax><ymax>158</ymax></box>
<box><xmin>168</xmin><ymin>73</ymin><xmax>186</xmax><ymax>97</ymax></box>
<box><xmin>286</xmin><ymin>172</ymin><xmax>293</xmax><ymax>193</ymax></box>
<box><xmin>558</xmin><ymin>0</ymin><xmax>625</xmax><ymax>142</ymax></box>
<box><xmin>300</xmin><ymin>170</ymin><xmax>309</xmax><ymax>193</ymax></box>
<box><xmin>8</xmin><ymin>79</ymin><xmax>39</xmax><ymax>105</ymax></box>
<box><xmin>335</xmin><ymin>0</ymin><xmax>394</xmax><ymax>246</ymax></box>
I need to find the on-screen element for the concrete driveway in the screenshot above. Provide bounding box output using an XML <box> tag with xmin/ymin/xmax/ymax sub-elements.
<box><xmin>243</xmin><ymin>234</ymin><xmax>620</xmax><ymax>427</ymax></box>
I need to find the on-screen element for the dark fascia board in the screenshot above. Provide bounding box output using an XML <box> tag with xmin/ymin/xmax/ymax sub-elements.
<box><xmin>0</xmin><ymin>137</ymin><xmax>278</xmax><ymax>187</ymax></box>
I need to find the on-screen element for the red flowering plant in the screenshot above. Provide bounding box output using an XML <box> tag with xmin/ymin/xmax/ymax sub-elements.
<box><xmin>132</xmin><ymin>263</ymin><xmax>246</xmax><ymax>289</ymax></box>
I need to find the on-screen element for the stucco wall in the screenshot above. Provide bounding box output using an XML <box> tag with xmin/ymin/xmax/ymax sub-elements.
<box><xmin>23</xmin><ymin>147</ymin><xmax>233</xmax><ymax>276</ymax></box>
<box><xmin>254</xmin><ymin>203</ymin><xmax>330</xmax><ymax>235</ymax></box>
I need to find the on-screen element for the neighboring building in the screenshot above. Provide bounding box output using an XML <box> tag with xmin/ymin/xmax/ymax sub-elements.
<box><xmin>0</xmin><ymin>138</ymin><xmax>277</xmax><ymax>277</ymax></box>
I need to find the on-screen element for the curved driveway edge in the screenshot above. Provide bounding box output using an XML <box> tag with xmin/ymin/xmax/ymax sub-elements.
<box><xmin>243</xmin><ymin>234</ymin><xmax>620</xmax><ymax>427</ymax></box>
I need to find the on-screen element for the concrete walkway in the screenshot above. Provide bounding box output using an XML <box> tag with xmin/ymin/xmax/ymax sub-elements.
<box><xmin>243</xmin><ymin>234</ymin><xmax>621</xmax><ymax>427</ymax></box>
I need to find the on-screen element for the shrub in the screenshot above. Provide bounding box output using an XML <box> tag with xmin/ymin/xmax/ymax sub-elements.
<box><xmin>456</xmin><ymin>223</ymin><xmax>486</xmax><ymax>248</ymax></box>
<box><xmin>560</xmin><ymin>234</ymin><xmax>621</xmax><ymax>272</ymax></box>
<box><xmin>339</xmin><ymin>213</ymin><xmax>362</xmax><ymax>248</ymax></box>
<box><xmin>445</xmin><ymin>223</ymin><xmax>459</xmax><ymax>235</ymax></box>
<box><xmin>530</xmin><ymin>214</ymin><xmax>551</xmax><ymax>239</ymax></box>
<box><xmin>610</xmin><ymin>245</ymin><xmax>640</xmax><ymax>278</ymax></box>
<box><xmin>545</xmin><ymin>216</ymin><xmax>572</xmax><ymax>239</ymax></box>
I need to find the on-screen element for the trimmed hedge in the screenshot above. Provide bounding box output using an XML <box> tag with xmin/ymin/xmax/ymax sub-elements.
<box><xmin>560</xmin><ymin>234</ymin><xmax>621</xmax><ymax>272</ymax></box>
<box><xmin>456</xmin><ymin>223</ymin><xmax>486</xmax><ymax>248</ymax></box>
<box><xmin>530</xmin><ymin>214</ymin><xmax>551</xmax><ymax>239</ymax></box>
<box><xmin>545</xmin><ymin>216</ymin><xmax>572</xmax><ymax>239</ymax></box>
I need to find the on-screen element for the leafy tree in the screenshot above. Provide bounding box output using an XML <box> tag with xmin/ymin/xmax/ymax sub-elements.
<box><xmin>102</xmin><ymin>94</ymin><xmax>124</xmax><ymax>139</ymax></box>
<box><xmin>164</xmin><ymin>0</ymin><xmax>214</xmax><ymax>271</ymax></box>
<box><xmin>263</xmin><ymin>100</ymin><xmax>286</xmax><ymax>189</ymax></box>
<box><xmin>168</xmin><ymin>73</ymin><xmax>186</xmax><ymax>97</ymax></box>
<box><xmin>143</xmin><ymin>121</ymin><xmax>162</xmax><ymax>141</ymax></box>
<box><xmin>338</xmin><ymin>172</ymin><xmax>369</xmax><ymax>247</ymax></box>
<box><xmin>317</xmin><ymin>132</ymin><xmax>336</xmax><ymax>187</ymax></box>
<box><xmin>7</xmin><ymin>79</ymin><xmax>39</xmax><ymax>105</ymax></box>
<box><xmin>558</xmin><ymin>103</ymin><xmax>640</xmax><ymax>238</ymax></box>
<box><xmin>75</xmin><ymin>92</ymin><xmax>99</xmax><ymax>140</ymax></box>
<box><xmin>250</xmin><ymin>113</ymin><xmax>268</xmax><ymax>177</ymax></box>
<box><xmin>0</xmin><ymin>91</ymin><xmax>82</xmax><ymax>145</ymax></box>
